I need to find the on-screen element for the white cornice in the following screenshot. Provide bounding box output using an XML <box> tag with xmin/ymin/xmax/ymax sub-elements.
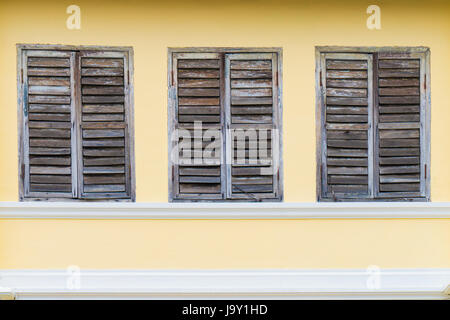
<box><xmin>0</xmin><ymin>202</ymin><xmax>450</xmax><ymax>219</ymax></box>
<box><xmin>0</xmin><ymin>269</ymin><xmax>449</xmax><ymax>300</ymax></box>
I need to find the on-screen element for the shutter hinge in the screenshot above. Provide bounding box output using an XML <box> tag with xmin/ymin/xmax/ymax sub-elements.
<box><xmin>171</xmin><ymin>70</ymin><xmax>175</xmax><ymax>86</ymax></box>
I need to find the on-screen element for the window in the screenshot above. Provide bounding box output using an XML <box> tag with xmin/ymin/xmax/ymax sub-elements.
<box><xmin>168</xmin><ymin>48</ymin><xmax>283</xmax><ymax>202</ymax></box>
<box><xmin>17</xmin><ymin>44</ymin><xmax>135</xmax><ymax>201</ymax></box>
<box><xmin>316</xmin><ymin>46</ymin><xmax>430</xmax><ymax>201</ymax></box>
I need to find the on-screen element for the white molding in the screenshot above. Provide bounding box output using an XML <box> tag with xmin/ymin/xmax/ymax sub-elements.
<box><xmin>0</xmin><ymin>269</ymin><xmax>449</xmax><ymax>300</ymax></box>
<box><xmin>0</xmin><ymin>202</ymin><xmax>450</xmax><ymax>219</ymax></box>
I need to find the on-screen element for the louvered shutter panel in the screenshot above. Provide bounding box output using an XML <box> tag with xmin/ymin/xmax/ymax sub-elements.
<box><xmin>171</xmin><ymin>53</ymin><xmax>225</xmax><ymax>200</ymax></box>
<box><xmin>375</xmin><ymin>52</ymin><xmax>427</xmax><ymax>198</ymax></box>
<box><xmin>320</xmin><ymin>53</ymin><xmax>373</xmax><ymax>199</ymax></box>
<box><xmin>22</xmin><ymin>50</ymin><xmax>76</xmax><ymax>199</ymax></box>
<box><xmin>226</xmin><ymin>53</ymin><xmax>281</xmax><ymax>200</ymax></box>
<box><xmin>79</xmin><ymin>51</ymin><xmax>132</xmax><ymax>199</ymax></box>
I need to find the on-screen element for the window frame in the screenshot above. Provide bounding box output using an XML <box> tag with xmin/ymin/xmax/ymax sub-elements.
<box><xmin>168</xmin><ymin>47</ymin><xmax>283</xmax><ymax>202</ymax></box>
<box><xmin>17</xmin><ymin>44</ymin><xmax>136</xmax><ymax>202</ymax></box>
<box><xmin>315</xmin><ymin>46</ymin><xmax>431</xmax><ymax>202</ymax></box>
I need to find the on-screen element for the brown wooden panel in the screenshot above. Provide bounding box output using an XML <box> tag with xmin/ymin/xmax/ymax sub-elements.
<box><xmin>30</xmin><ymin>184</ymin><xmax>71</xmax><ymax>192</ymax></box>
<box><xmin>83</xmin><ymin>105</ymin><xmax>124</xmax><ymax>114</ymax></box>
<box><xmin>30</xmin><ymin>166</ymin><xmax>71</xmax><ymax>174</ymax></box>
<box><xmin>29</xmin><ymin>86</ymin><xmax>71</xmax><ymax>96</ymax></box>
<box><xmin>326</xmin><ymin>60</ymin><xmax>368</xmax><ymax>70</ymax></box>
<box><xmin>82</xmin><ymin>86</ymin><xmax>125</xmax><ymax>95</ymax></box>
<box><xmin>28</xmin><ymin>95</ymin><xmax>71</xmax><ymax>104</ymax></box>
<box><xmin>379</xmin><ymin>114</ymin><xmax>420</xmax><ymax>122</ymax></box>
<box><xmin>178</xmin><ymin>79</ymin><xmax>220</xmax><ymax>88</ymax></box>
<box><xmin>28</xmin><ymin>77</ymin><xmax>71</xmax><ymax>86</ymax></box>
<box><xmin>379</xmin><ymin>106</ymin><xmax>419</xmax><ymax>114</ymax></box>
<box><xmin>81</xmin><ymin>68</ymin><xmax>124</xmax><ymax>76</ymax></box>
<box><xmin>326</xmin><ymin>79</ymin><xmax>368</xmax><ymax>88</ymax></box>
<box><xmin>82</xmin><ymin>58</ymin><xmax>124</xmax><ymax>68</ymax></box>
<box><xmin>379</xmin><ymin>87</ymin><xmax>419</xmax><ymax>96</ymax></box>
<box><xmin>84</xmin><ymin>157</ymin><xmax>125</xmax><ymax>166</ymax></box>
<box><xmin>28</xmin><ymin>57</ymin><xmax>70</xmax><ymax>67</ymax></box>
<box><xmin>326</xmin><ymin>107</ymin><xmax>367</xmax><ymax>115</ymax></box>
<box><xmin>28</xmin><ymin>68</ymin><xmax>70</xmax><ymax>77</ymax></box>
<box><xmin>378</xmin><ymin>69</ymin><xmax>419</xmax><ymax>78</ymax></box>
<box><xmin>378</xmin><ymin>59</ymin><xmax>420</xmax><ymax>69</ymax></box>
<box><xmin>29</xmin><ymin>147</ymin><xmax>71</xmax><ymax>155</ymax></box>
<box><xmin>379</xmin><ymin>147</ymin><xmax>420</xmax><ymax>156</ymax></box>
<box><xmin>178</xmin><ymin>69</ymin><xmax>220</xmax><ymax>79</ymax></box>
<box><xmin>327</xmin><ymin>139</ymin><xmax>367</xmax><ymax>148</ymax></box>
<box><xmin>326</xmin><ymin>148</ymin><xmax>368</xmax><ymax>157</ymax></box>
<box><xmin>231</xmin><ymin>107</ymin><xmax>272</xmax><ymax>115</ymax></box>
<box><xmin>379</xmin><ymin>129</ymin><xmax>419</xmax><ymax>139</ymax></box>
<box><xmin>230</xmin><ymin>70</ymin><xmax>272</xmax><ymax>79</ymax></box>
<box><xmin>178</xmin><ymin>59</ymin><xmax>220</xmax><ymax>69</ymax></box>
<box><xmin>29</xmin><ymin>138</ymin><xmax>71</xmax><ymax>147</ymax></box>
<box><xmin>326</xmin><ymin>70</ymin><xmax>367</xmax><ymax>79</ymax></box>
<box><xmin>380</xmin><ymin>138</ymin><xmax>420</xmax><ymax>147</ymax></box>
<box><xmin>30</xmin><ymin>174</ymin><xmax>72</xmax><ymax>184</ymax></box>
<box><xmin>379</xmin><ymin>156</ymin><xmax>420</xmax><ymax>165</ymax></box>
<box><xmin>179</xmin><ymin>184</ymin><xmax>221</xmax><ymax>194</ymax></box>
<box><xmin>326</xmin><ymin>115</ymin><xmax>367</xmax><ymax>123</ymax></box>
<box><xmin>326</xmin><ymin>130</ymin><xmax>368</xmax><ymax>140</ymax></box>
<box><xmin>178</xmin><ymin>106</ymin><xmax>220</xmax><ymax>115</ymax></box>
<box><xmin>231</xmin><ymin>79</ymin><xmax>272</xmax><ymax>88</ymax></box>
<box><xmin>379</xmin><ymin>183</ymin><xmax>420</xmax><ymax>192</ymax></box>
<box><xmin>84</xmin><ymin>175</ymin><xmax>125</xmax><ymax>185</ymax></box>
<box><xmin>82</xmin><ymin>95</ymin><xmax>124</xmax><ymax>104</ymax></box>
<box><xmin>81</xmin><ymin>77</ymin><xmax>124</xmax><ymax>86</ymax></box>
<box><xmin>231</xmin><ymin>88</ymin><xmax>272</xmax><ymax>97</ymax></box>
<box><xmin>30</xmin><ymin>156</ymin><xmax>71</xmax><ymax>165</ymax></box>
<box><xmin>326</xmin><ymin>97</ymin><xmax>368</xmax><ymax>106</ymax></box>
<box><xmin>178</xmin><ymin>97</ymin><xmax>220</xmax><ymax>106</ymax></box>
<box><xmin>29</xmin><ymin>129</ymin><xmax>70</xmax><ymax>138</ymax></box>
<box><xmin>379</xmin><ymin>78</ymin><xmax>420</xmax><ymax>87</ymax></box>
<box><xmin>82</xmin><ymin>114</ymin><xmax>124</xmax><ymax>122</ymax></box>
<box><xmin>230</xmin><ymin>60</ymin><xmax>272</xmax><ymax>70</ymax></box>
<box><xmin>28</xmin><ymin>113</ymin><xmax>71</xmax><ymax>122</ymax></box>
<box><xmin>29</xmin><ymin>104</ymin><xmax>71</xmax><ymax>113</ymax></box>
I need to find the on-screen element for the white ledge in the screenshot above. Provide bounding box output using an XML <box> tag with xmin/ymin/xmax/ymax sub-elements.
<box><xmin>0</xmin><ymin>268</ymin><xmax>449</xmax><ymax>299</ymax></box>
<box><xmin>0</xmin><ymin>202</ymin><xmax>450</xmax><ymax>219</ymax></box>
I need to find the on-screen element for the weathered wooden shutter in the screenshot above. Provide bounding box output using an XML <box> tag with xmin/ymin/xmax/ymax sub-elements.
<box><xmin>225</xmin><ymin>53</ymin><xmax>281</xmax><ymax>200</ymax></box>
<box><xmin>170</xmin><ymin>53</ymin><xmax>225</xmax><ymax>200</ymax></box>
<box><xmin>374</xmin><ymin>52</ymin><xmax>428</xmax><ymax>199</ymax></box>
<box><xmin>79</xmin><ymin>51</ymin><xmax>133</xmax><ymax>199</ymax></box>
<box><xmin>21</xmin><ymin>50</ymin><xmax>77</xmax><ymax>199</ymax></box>
<box><xmin>320</xmin><ymin>53</ymin><xmax>373</xmax><ymax>200</ymax></box>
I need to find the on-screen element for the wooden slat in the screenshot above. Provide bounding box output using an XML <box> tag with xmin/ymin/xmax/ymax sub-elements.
<box><xmin>29</xmin><ymin>147</ymin><xmax>71</xmax><ymax>155</ymax></box>
<box><xmin>327</xmin><ymin>157</ymin><xmax>368</xmax><ymax>166</ymax></box>
<box><xmin>380</xmin><ymin>138</ymin><xmax>420</xmax><ymax>147</ymax></box>
<box><xmin>231</xmin><ymin>107</ymin><xmax>272</xmax><ymax>115</ymax></box>
<box><xmin>178</xmin><ymin>97</ymin><xmax>220</xmax><ymax>106</ymax></box>
<box><xmin>378</xmin><ymin>69</ymin><xmax>419</xmax><ymax>77</ymax></box>
<box><xmin>379</xmin><ymin>114</ymin><xmax>420</xmax><ymax>122</ymax></box>
<box><xmin>231</xmin><ymin>88</ymin><xmax>272</xmax><ymax>97</ymax></box>
<box><xmin>231</xmin><ymin>97</ymin><xmax>273</xmax><ymax>105</ymax></box>
<box><xmin>231</xmin><ymin>79</ymin><xmax>272</xmax><ymax>88</ymax></box>
<box><xmin>84</xmin><ymin>157</ymin><xmax>125</xmax><ymax>166</ymax></box>
<box><xmin>378</xmin><ymin>122</ymin><xmax>420</xmax><ymax>129</ymax></box>
<box><xmin>29</xmin><ymin>104</ymin><xmax>71</xmax><ymax>113</ymax></box>
<box><xmin>29</xmin><ymin>138</ymin><xmax>71</xmax><ymax>147</ymax></box>
<box><xmin>27</xmin><ymin>68</ymin><xmax>70</xmax><ymax>76</ymax></box>
<box><xmin>230</xmin><ymin>60</ymin><xmax>272</xmax><ymax>70</ymax></box>
<box><xmin>326</xmin><ymin>107</ymin><xmax>367</xmax><ymax>115</ymax></box>
<box><xmin>82</xmin><ymin>95</ymin><xmax>124</xmax><ymax>104</ymax></box>
<box><xmin>379</xmin><ymin>174</ymin><xmax>420</xmax><ymax>183</ymax></box>
<box><xmin>28</xmin><ymin>113</ymin><xmax>71</xmax><ymax>121</ymax></box>
<box><xmin>82</xmin><ymin>86</ymin><xmax>124</xmax><ymax>95</ymax></box>
<box><xmin>178</xmin><ymin>69</ymin><xmax>220</xmax><ymax>79</ymax></box>
<box><xmin>379</xmin><ymin>78</ymin><xmax>420</xmax><ymax>87</ymax></box>
<box><xmin>327</xmin><ymin>148</ymin><xmax>368</xmax><ymax>157</ymax></box>
<box><xmin>379</xmin><ymin>183</ymin><xmax>420</xmax><ymax>192</ymax></box>
<box><xmin>84</xmin><ymin>184</ymin><xmax>125</xmax><ymax>192</ymax></box>
<box><xmin>179</xmin><ymin>176</ymin><xmax>221</xmax><ymax>183</ymax></box>
<box><xmin>30</xmin><ymin>156</ymin><xmax>71</xmax><ymax>165</ymax></box>
<box><xmin>326</xmin><ymin>70</ymin><xmax>367</xmax><ymax>79</ymax></box>
<box><xmin>81</xmin><ymin>77</ymin><xmax>124</xmax><ymax>86</ymax></box>
<box><xmin>178</xmin><ymin>88</ymin><xmax>220</xmax><ymax>97</ymax></box>
<box><xmin>179</xmin><ymin>184</ymin><xmax>221</xmax><ymax>193</ymax></box>
<box><xmin>30</xmin><ymin>184</ymin><xmax>71</xmax><ymax>192</ymax></box>
<box><xmin>84</xmin><ymin>175</ymin><xmax>125</xmax><ymax>184</ymax></box>
<box><xmin>379</xmin><ymin>156</ymin><xmax>420</xmax><ymax>165</ymax></box>
<box><xmin>83</xmin><ymin>105</ymin><xmax>124</xmax><ymax>113</ymax></box>
<box><xmin>326</xmin><ymin>97</ymin><xmax>368</xmax><ymax>106</ymax></box>
<box><xmin>232</xmin><ymin>115</ymin><xmax>272</xmax><ymax>124</ymax></box>
<box><xmin>326</xmin><ymin>123</ymin><xmax>369</xmax><ymax>130</ymax></box>
<box><xmin>326</xmin><ymin>115</ymin><xmax>367</xmax><ymax>123</ymax></box>
<box><xmin>379</xmin><ymin>96</ymin><xmax>420</xmax><ymax>105</ymax></box>
<box><xmin>28</xmin><ymin>96</ymin><xmax>71</xmax><ymax>104</ymax></box>
<box><xmin>326</xmin><ymin>79</ymin><xmax>368</xmax><ymax>88</ymax></box>
<box><xmin>179</xmin><ymin>167</ymin><xmax>221</xmax><ymax>176</ymax></box>
<box><xmin>29</xmin><ymin>129</ymin><xmax>70</xmax><ymax>138</ymax></box>
<box><xmin>328</xmin><ymin>185</ymin><xmax>367</xmax><ymax>193</ymax></box>
<box><xmin>82</xmin><ymin>114</ymin><xmax>124</xmax><ymax>122</ymax></box>
<box><xmin>178</xmin><ymin>79</ymin><xmax>219</xmax><ymax>88</ymax></box>
<box><xmin>379</xmin><ymin>106</ymin><xmax>419</xmax><ymax>114</ymax></box>
<box><xmin>178</xmin><ymin>59</ymin><xmax>220</xmax><ymax>69</ymax></box>
<box><xmin>327</xmin><ymin>167</ymin><xmax>368</xmax><ymax>175</ymax></box>
<box><xmin>83</xmin><ymin>166</ymin><xmax>125</xmax><ymax>174</ymax></box>
<box><xmin>328</xmin><ymin>175</ymin><xmax>368</xmax><ymax>184</ymax></box>
<box><xmin>28</xmin><ymin>77</ymin><xmax>71</xmax><ymax>86</ymax></box>
<box><xmin>232</xmin><ymin>176</ymin><xmax>273</xmax><ymax>184</ymax></box>
<box><xmin>326</xmin><ymin>60</ymin><xmax>368</xmax><ymax>70</ymax></box>
<box><xmin>379</xmin><ymin>148</ymin><xmax>420</xmax><ymax>156</ymax></box>
<box><xmin>326</xmin><ymin>131</ymin><xmax>368</xmax><ymax>140</ymax></box>
<box><xmin>379</xmin><ymin>165</ymin><xmax>420</xmax><ymax>174</ymax></box>
<box><xmin>83</xmin><ymin>148</ymin><xmax>125</xmax><ymax>157</ymax></box>
<box><xmin>379</xmin><ymin>87</ymin><xmax>419</xmax><ymax>96</ymax></box>
<box><xmin>83</xmin><ymin>138</ymin><xmax>125</xmax><ymax>147</ymax></box>
<box><xmin>326</xmin><ymin>88</ymin><xmax>367</xmax><ymax>97</ymax></box>
<box><xmin>231</xmin><ymin>167</ymin><xmax>273</xmax><ymax>176</ymax></box>
<box><xmin>82</xmin><ymin>58</ymin><xmax>124</xmax><ymax>68</ymax></box>
<box><xmin>378</xmin><ymin>59</ymin><xmax>420</xmax><ymax>69</ymax></box>
<box><xmin>30</xmin><ymin>166</ymin><xmax>71</xmax><ymax>174</ymax></box>
<box><xmin>230</xmin><ymin>70</ymin><xmax>272</xmax><ymax>79</ymax></box>
<box><xmin>30</xmin><ymin>175</ymin><xmax>72</xmax><ymax>184</ymax></box>
<box><xmin>29</xmin><ymin>86</ymin><xmax>71</xmax><ymax>95</ymax></box>
<box><xmin>83</xmin><ymin>129</ymin><xmax>124</xmax><ymax>138</ymax></box>
<box><xmin>232</xmin><ymin>184</ymin><xmax>272</xmax><ymax>193</ymax></box>
<box><xmin>178</xmin><ymin>106</ymin><xmax>220</xmax><ymax>115</ymax></box>
<box><xmin>28</xmin><ymin>57</ymin><xmax>70</xmax><ymax>67</ymax></box>
<box><xmin>379</xmin><ymin>129</ymin><xmax>419</xmax><ymax>139</ymax></box>
<box><xmin>81</xmin><ymin>68</ymin><xmax>124</xmax><ymax>76</ymax></box>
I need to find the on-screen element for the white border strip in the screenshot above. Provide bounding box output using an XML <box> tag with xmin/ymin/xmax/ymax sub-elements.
<box><xmin>0</xmin><ymin>202</ymin><xmax>450</xmax><ymax>219</ymax></box>
<box><xmin>1</xmin><ymin>269</ymin><xmax>449</xmax><ymax>300</ymax></box>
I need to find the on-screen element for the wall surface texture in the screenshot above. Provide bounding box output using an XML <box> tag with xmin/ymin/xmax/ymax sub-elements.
<box><xmin>0</xmin><ymin>0</ymin><xmax>449</xmax><ymax>269</ymax></box>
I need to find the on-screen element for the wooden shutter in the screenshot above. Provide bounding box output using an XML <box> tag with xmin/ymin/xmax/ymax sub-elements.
<box><xmin>170</xmin><ymin>53</ymin><xmax>225</xmax><ymax>200</ymax></box>
<box><xmin>375</xmin><ymin>51</ymin><xmax>429</xmax><ymax>199</ymax></box>
<box><xmin>21</xmin><ymin>50</ymin><xmax>77</xmax><ymax>199</ymax></box>
<box><xmin>225</xmin><ymin>53</ymin><xmax>281</xmax><ymax>200</ymax></box>
<box><xmin>320</xmin><ymin>53</ymin><xmax>374</xmax><ymax>200</ymax></box>
<box><xmin>79</xmin><ymin>51</ymin><xmax>133</xmax><ymax>199</ymax></box>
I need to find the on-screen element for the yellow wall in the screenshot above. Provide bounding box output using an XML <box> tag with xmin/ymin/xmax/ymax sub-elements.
<box><xmin>0</xmin><ymin>0</ymin><xmax>449</xmax><ymax>269</ymax></box>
